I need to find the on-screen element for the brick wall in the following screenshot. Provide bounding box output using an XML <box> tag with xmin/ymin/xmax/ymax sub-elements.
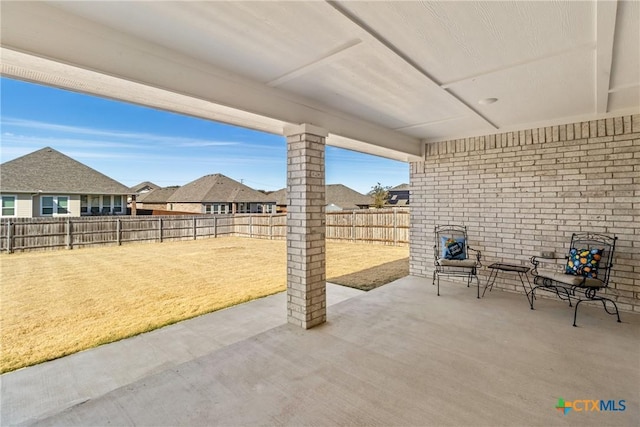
<box><xmin>410</xmin><ymin>114</ymin><xmax>640</xmax><ymax>312</ymax></box>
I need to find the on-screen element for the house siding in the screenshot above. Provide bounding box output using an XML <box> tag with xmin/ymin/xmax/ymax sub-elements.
<box><xmin>168</xmin><ymin>203</ymin><xmax>204</xmax><ymax>214</ymax></box>
<box><xmin>138</xmin><ymin>202</ymin><xmax>174</xmax><ymax>211</ymax></box>
<box><xmin>410</xmin><ymin>114</ymin><xmax>640</xmax><ymax>312</ymax></box>
<box><xmin>69</xmin><ymin>195</ymin><xmax>81</xmax><ymax>216</ymax></box>
<box><xmin>15</xmin><ymin>194</ymin><xmax>32</xmax><ymax>218</ymax></box>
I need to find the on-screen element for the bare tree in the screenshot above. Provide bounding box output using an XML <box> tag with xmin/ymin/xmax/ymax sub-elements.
<box><xmin>369</xmin><ymin>182</ymin><xmax>390</xmax><ymax>209</ymax></box>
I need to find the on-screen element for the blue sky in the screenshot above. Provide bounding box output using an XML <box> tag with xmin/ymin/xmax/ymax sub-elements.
<box><xmin>0</xmin><ymin>77</ymin><xmax>408</xmax><ymax>194</ymax></box>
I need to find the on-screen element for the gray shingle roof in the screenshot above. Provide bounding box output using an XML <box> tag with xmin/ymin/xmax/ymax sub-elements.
<box><xmin>390</xmin><ymin>183</ymin><xmax>410</xmax><ymax>191</ymax></box>
<box><xmin>137</xmin><ymin>186</ymin><xmax>180</xmax><ymax>204</ymax></box>
<box><xmin>0</xmin><ymin>147</ymin><xmax>131</xmax><ymax>194</ymax></box>
<box><xmin>270</xmin><ymin>188</ymin><xmax>287</xmax><ymax>205</ymax></box>
<box><xmin>326</xmin><ymin>184</ymin><xmax>372</xmax><ymax>209</ymax></box>
<box><xmin>270</xmin><ymin>184</ymin><xmax>372</xmax><ymax>209</ymax></box>
<box><xmin>167</xmin><ymin>174</ymin><xmax>275</xmax><ymax>203</ymax></box>
<box><xmin>130</xmin><ymin>181</ymin><xmax>160</xmax><ymax>193</ymax></box>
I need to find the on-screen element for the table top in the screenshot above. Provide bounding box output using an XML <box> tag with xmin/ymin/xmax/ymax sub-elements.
<box><xmin>488</xmin><ymin>262</ymin><xmax>530</xmax><ymax>273</ymax></box>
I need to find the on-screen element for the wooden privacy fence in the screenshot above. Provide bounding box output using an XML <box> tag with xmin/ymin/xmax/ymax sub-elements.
<box><xmin>325</xmin><ymin>209</ymin><xmax>409</xmax><ymax>244</ymax></box>
<box><xmin>0</xmin><ymin>209</ymin><xmax>409</xmax><ymax>253</ymax></box>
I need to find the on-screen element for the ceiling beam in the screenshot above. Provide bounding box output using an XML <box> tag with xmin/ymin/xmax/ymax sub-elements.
<box><xmin>325</xmin><ymin>0</ymin><xmax>499</xmax><ymax>131</ymax></box>
<box><xmin>595</xmin><ymin>0</ymin><xmax>618</xmax><ymax>114</ymax></box>
<box><xmin>394</xmin><ymin>115</ymin><xmax>465</xmax><ymax>132</ymax></box>
<box><xmin>267</xmin><ymin>39</ymin><xmax>363</xmax><ymax>87</ymax></box>
<box><xmin>440</xmin><ymin>43</ymin><xmax>595</xmax><ymax>89</ymax></box>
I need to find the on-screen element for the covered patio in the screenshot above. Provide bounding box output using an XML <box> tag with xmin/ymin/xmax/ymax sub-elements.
<box><xmin>2</xmin><ymin>1</ymin><xmax>639</xmax><ymax>323</ymax></box>
<box><xmin>2</xmin><ymin>277</ymin><xmax>639</xmax><ymax>425</ymax></box>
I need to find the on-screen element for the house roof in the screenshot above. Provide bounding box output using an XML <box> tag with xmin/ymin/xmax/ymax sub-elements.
<box><xmin>327</xmin><ymin>184</ymin><xmax>372</xmax><ymax>209</ymax></box>
<box><xmin>130</xmin><ymin>181</ymin><xmax>160</xmax><ymax>193</ymax></box>
<box><xmin>0</xmin><ymin>147</ymin><xmax>131</xmax><ymax>195</ymax></box>
<box><xmin>271</xmin><ymin>184</ymin><xmax>372</xmax><ymax>210</ymax></box>
<box><xmin>270</xmin><ymin>188</ymin><xmax>287</xmax><ymax>206</ymax></box>
<box><xmin>386</xmin><ymin>198</ymin><xmax>409</xmax><ymax>207</ymax></box>
<box><xmin>390</xmin><ymin>183</ymin><xmax>409</xmax><ymax>192</ymax></box>
<box><xmin>387</xmin><ymin>184</ymin><xmax>409</xmax><ymax>207</ymax></box>
<box><xmin>167</xmin><ymin>174</ymin><xmax>274</xmax><ymax>204</ymax></box>
<box><xmin>137</xmin><ymin>186</ymin><xmax>180</xmax><ymax>204</ymax></box>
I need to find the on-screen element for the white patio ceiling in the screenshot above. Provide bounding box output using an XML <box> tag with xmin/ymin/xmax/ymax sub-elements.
<box><xmin>1</xmin><ymin>1</ymin><xmax>638</xmax><ymax>161</ymax></box>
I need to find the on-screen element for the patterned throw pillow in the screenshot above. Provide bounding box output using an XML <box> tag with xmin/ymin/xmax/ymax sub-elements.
<box><xmin>565</xmin><ymin>248</ymin><xmax>603</xmax><ymax>278</ymax></box>
<box><xmin>441</xmin><ymin>237</ymin><xmax>466</xmax><ymax>260</ymax></box>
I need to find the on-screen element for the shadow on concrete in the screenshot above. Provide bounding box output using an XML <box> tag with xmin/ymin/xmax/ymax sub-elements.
<box><xmin>328</xmin><ymin>257</ymin><xmax>409</xmax><ymax>291</ymax></box>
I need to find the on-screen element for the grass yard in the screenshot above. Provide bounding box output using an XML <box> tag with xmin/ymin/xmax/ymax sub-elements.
<box><xmin>0</xmin><ymin>237</ymin><xmax>408</xmax><ymax>373</ymax></box>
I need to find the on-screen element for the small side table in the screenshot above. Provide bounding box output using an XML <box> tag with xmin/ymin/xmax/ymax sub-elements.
<box><xmin>482</xmin><ymin>263</ymin><xmax>534</xmax><ymax>305</ymax></box>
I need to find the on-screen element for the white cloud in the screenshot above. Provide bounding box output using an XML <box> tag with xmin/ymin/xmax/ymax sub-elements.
<box><xmin>0</xmin><ymin>117</ymin><xmax>246</xmax><ymax>148</ymax></box>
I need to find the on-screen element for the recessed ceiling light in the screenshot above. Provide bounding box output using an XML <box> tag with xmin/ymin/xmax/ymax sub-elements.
<box><xmin>479</xmin><ymin>98</ymin><xmax>498</xmax><ymax>105</ymax></box>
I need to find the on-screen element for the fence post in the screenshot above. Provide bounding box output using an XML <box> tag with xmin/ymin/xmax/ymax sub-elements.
<box><xmin>213</xmin><ymin>216</ymin><xmax>217</xmax><ymax>238</ymax></box>
<box><xmin>7</xmin><ymin>221</ymin><xmax>13</xmax><ymax>254</ymax></box>
<box><xmin>159</xmin><ymin>217</ymin><xmax>163</xmax><ymax>242</ymax></box>
<box><xmin>393</xmin><ymin>209</ymin><xmax>398</xmax><ymax>246</ymax></box>
<box><xmin>193</xmin><ymin>217</ymin><xmax>197</xmax><ymax>240</ymax></box>
<box><xmin>117</xmin><ymin>218</ymin><xmax>121</xmax><ymax>246</ymax></box>
<box><xmin>269</xmin><ymin>215</ymin><xmax>273</xmax><ymax>240</ymax></box>
<box><xmin>249</xmin><ymin>214</ymin><xmax>253</xmax><ymax>238</ymax></box>
<box><xmin>65</xmin><ymin>218</ymin><xmax>72</xmax><ymax>250</ymax></box>
<box><xmin>351</xmin><ymin>211</ymin><xmax>356</xmax><ymax>242</ymax></box>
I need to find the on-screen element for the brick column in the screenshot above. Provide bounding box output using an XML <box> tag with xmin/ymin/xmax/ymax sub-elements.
<box><xmin>285</xmin><ymin>124</ymin><xmax>327</xmax><ymax>329</ymax></box>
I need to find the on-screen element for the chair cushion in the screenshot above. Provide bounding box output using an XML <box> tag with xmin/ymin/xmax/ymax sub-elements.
<box><xmin>565</xmin><ymin>248</ymin><xmax>603</xmax><ymax>278</ymax></box>
<box><xmin>437</xmin><ymin>258</ymin><xmax>477</xmax><ymax>268</ymax></box>
<box><xmin>441</xmin><ymin>237</ymin><xmax>466</xmax><ymax>260</ymax></box>
<box><xmin>536</xmin><ymin>268</ymin><xmax>604</xmax><ymax>288</ymax></box>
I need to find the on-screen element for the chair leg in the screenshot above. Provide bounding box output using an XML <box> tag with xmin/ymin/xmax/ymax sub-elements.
<box><xmin>573</xmin><ymin>297</ymin><xmax>622</xmax><ymax>327</ymax></box>
<box><xmin>437</xmin><ymin>273</ymin><xmax>440</xmax><ymax>296</ymax></box>
<box><xmin>562</xmin><ymin>288</ymin><xmax>573</xmax><ymax>307</ymax></box>
<box><xmin>529</xmin><ymin>286</ymin><xmax>537</xmax><ymax>310</ymax></box>
<box><xmin>601</xmin><ymin>297</ymin><xmax>622</xmax><ymax>323</ymax></box>
<box><xmin>573</xmin><ymin>299</ymin><xmax>585</xmax><ymax>327</ymax></box>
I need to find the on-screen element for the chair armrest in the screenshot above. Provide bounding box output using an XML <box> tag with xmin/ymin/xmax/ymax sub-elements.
<box><xmin>468</xmin><ymin>246</ymin><xmax>482</xmax><ymax>268</ymax></box>
<box><xmin>530</xmin><ymin>255</ymin><xmax>568</xmax><ymax>275</ymax></box>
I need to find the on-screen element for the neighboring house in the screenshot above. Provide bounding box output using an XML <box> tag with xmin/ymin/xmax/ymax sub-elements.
<box><xmin>269</xmin><ymin>188</ymin><xmax>288</xmax><ymax>213</ymax></box>
<box><xmin>386</xmin><ymin>183</ymin><xmax>410</xmax><ymax>207</ymax></box>
<box><xmin>165</xmin><ymin>174</ymin><xmax>276</xmax><ymax>214</ymax></box>
<box><xmin>325</xmin><ymin>184</ymin><xmax>372</xmax><ymax>211</ymax></box>
<box><xmin>136</xmin><ymin>186</ymin><xmax>180</xmax><ymax>211</ymax></box>
<box><xmin>0</xmin><ymin>147</ymin><xmax>131</xmax><ymax>218</ymax></box>
<box><xmin>271</xmin><ymin>184</ymin><xmax>372</xmax><ymax>213</ymax></box>
<box><xmin>130</xmin><ymin>181</ymin><xmax>160</xmax><ymax>195</ymax></box>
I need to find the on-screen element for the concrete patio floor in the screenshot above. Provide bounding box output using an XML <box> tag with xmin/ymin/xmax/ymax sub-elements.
<box><xmin>2</xmin><ymin>277</ymin><xmax>638</xmax><ymax>426</ymax></box>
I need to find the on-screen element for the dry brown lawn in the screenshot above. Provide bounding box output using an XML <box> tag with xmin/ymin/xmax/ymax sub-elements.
<box><xmin>0</xmin><ymin>237</ymin><xmax>408</xmax><ymax>373</ymax></box>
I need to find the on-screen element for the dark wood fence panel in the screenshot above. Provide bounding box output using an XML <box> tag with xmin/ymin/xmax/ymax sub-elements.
<box><xmin>72</xmin><ymin>218</ymin><xmax>117</xmax><ymax>247</ymax></box>
<box><xmin>12</xmin><ymin>219</ymin><xmax>67</xmax><ymax>251</ymax></box>
<box><xmin>208</xmin><ymin>216</ymin><xmax>234</xmax><ymax>238</ymax></box>
<box><xmin>121</xmin><ymin>217</ymin><xmax>159</xmax><ymax>244</ymax></box>
<box><xmin>0</xmin><ymin>209</ymin><xmax>408</xmax><ymax>253</ymax></box>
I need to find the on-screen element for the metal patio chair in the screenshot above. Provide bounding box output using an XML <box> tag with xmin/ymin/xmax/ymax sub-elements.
<box><xmin>530</xmin><ymin>232</ymin><xmax>619</xmax><ymax>327</ymax></box>
<box><xmin>433</xmin><ymin>225</ymin><xmax>482</xmax><ymax>297</ymax></box>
